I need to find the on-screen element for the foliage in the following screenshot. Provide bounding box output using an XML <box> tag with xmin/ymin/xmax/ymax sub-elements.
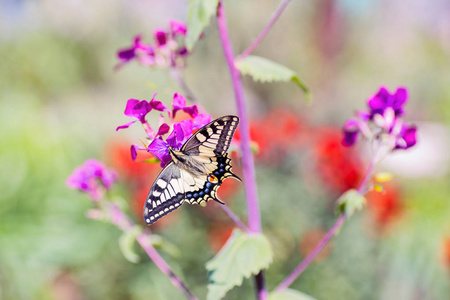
<box><xmin>206</xmin><ymin>229</ymin><xmax>273</xmax><ymax>300</ymax></box>
<box><xmin>235</xmin><ymin>55</ymin><xmax>310</xmax><ymax>102</ymax></box>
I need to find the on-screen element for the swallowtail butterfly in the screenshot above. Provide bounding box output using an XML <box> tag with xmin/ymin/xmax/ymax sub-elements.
<box><xmin>143</xmin><ymin>115</ymin><xmax>240</xmax><ymax>225</ymax></box>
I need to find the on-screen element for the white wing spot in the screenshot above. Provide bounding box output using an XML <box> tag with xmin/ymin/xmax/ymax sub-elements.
<box><xmin>196</xmin><ymin>134</ymin><xmax>207</xmax><ymax>142</ymax></box>
<box><xmin>156</xmin><ymin>179</ymin><xmax>167</xmax><ymax>188</ymax></box>
<box><xmin>146</xmin><ymin>218</ymin><xmax>150</xmax><ymax>223</ymax></box>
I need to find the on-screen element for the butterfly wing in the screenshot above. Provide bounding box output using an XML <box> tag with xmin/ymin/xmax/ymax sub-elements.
<box><xmin>143</xmin><ymin>162</ymin><xmax>185</xmax><ymax>225</ymax></box>
<box><xmin>181</xmin><ymin>115</ymin><xmax>239</xmax><ymax>156</ymax></box>
<box><xmin>143</xmin><ymin>115</ymin><xmax>240</xmax><ymax>225</ymax></box>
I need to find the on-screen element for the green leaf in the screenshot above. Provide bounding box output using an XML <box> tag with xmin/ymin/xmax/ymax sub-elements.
<box><xmin>235</xmin><ymin>55</ymin><xmax>311</xmax><ymax>103</ymax></box>
<box><xmin>337</xmin><ymin>189</ymin><xmax>366</xmax><ymax>218</ymax></box>
<box><xmin>269</xmin><ymin>289</ymin><xmax>317</xmax><ymax>300</ymax></box>
<box><xmin>186</xmin><ymin>0</ymin><xmax>220</xmax><ymax>51</ymax></box>
<box><xmin>206</xmin><ymin>229</ymin><xmax>273</xmax><ymax>300</ymax></box>
<box><xmin>119</xmin><ymin>226</ymin><xmax>142</xmax><ymax>263</ymax></box>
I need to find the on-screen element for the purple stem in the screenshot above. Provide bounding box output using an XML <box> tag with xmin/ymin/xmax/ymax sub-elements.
<box><xmin>217</xmin><ymin>204</ymin><xmax>249</xmax><ymax>232</ymax></box>
<box><xmin>275</xmin><ymin>151</ymin><xmax>378</xmax><ymax>291</ymax></box>
<box><xmin>216</xmin><ymin>1</ymin><xmax>267</xmax><ymax>299</ymax></box>
<box><xmin>108</xmin><ymin>203</ymin><xmax>198</xmax><ymax>300</ymax></box>
<box><xmin>237</xmin><ymin>0</ymin><xmax>292</xmax><ymax>61</ymax></box>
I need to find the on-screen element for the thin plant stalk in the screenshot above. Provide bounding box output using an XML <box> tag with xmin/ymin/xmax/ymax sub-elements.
<box><xmin>216</xmin><ymin>1</ymin><xmax>267</xmax><ymax>299</ymax></box>
<box><xmin>237</xmin><ymin>0</ymin><xmax>292</xmax><ymax>61</ymax></box>
<box><xmin>217</xmin><ymin>203</ymin><xmax>249</xmax><ymax>232</ymax></box>
<box><xmin>275</xmin><ymin>151</ymin><xmax>378</xmax><ymax>291</ymax></box>
<box><xmin>108</xmin><ymin>203</ymin><xmax>198</xmax><ymax>300</ymax></box>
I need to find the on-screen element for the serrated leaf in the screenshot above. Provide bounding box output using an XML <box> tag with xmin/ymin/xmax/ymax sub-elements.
<box><xmin>119</xmin><ymin>226</ymin><xmax>142</xmax><ymax>263</ymax></box>
<box><xmin>337</xmin><ymin>189</ymin><xmax>366</xmax><ymax>217</ymax></box>
<box><xmin>186</xmin><ymin>0</ymin><xmax>219</xmax><ymax>51</ymax></box>
<box><xmin>206</xmin><ymin>229</ymin><xmax>273</xmax><ymax>300</ymax></box>
<box><xmin>235</xmin><ymin>55</ymin><xmax>310</xmax><ymax>102</ymax></box>
<box><xmin>269</xmin><ymin>289</ymin><xmax>317</xmax><ymax>300</ymax></box>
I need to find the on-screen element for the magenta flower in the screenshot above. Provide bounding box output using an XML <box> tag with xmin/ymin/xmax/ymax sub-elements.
<box><xmin>170</xmin><ymin>20</ymin><xmax>187</xmax><ymax>36</ymax></box>
<box><xmin>116</xmin><ymin>95</ymin><xmax>169</xmax><ymax>131</ymax></box>
<box><xmin>116</xmin><ymin>20</ymin><xmax>189</xmax><ymax>69</ymax></box>
<box><xmin>116</xmin><ymin>92</ymin><xmax>212</xmax><ymax>166</ymax></box>
<box><xmin>66</xmin><ymin>159</ymin><xmax>118</xmax><ymax>200</ymax></box>
<box><xmin>368</xmin><ymin>87</ymin><xmax>408</xmax><ymax>118</ymax></box>
<box><xmin>172</xmin><ymin>93</ymin><xmax>198</xmax><ymax>118</ymax></box>
<box><xmin>342</xmin><ymin>86</ymin><xmax>417</xmax><ymax>151</ymax></box>
<box><xmin>395</xmin><ymin>124</ymin><xmax>417</xmax><ymax>150</ymax></box>
<box><xmin>117</xmin><ymin>36</ymin><xmax>155</xmax><ymax>66</ymax></box>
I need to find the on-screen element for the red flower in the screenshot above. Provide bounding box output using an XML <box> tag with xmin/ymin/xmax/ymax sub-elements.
<box><xmin>366</xmin><ymin>182</ymin><xmax>403</xmax><ymax>227</ymax></box>
<box><xmin>107</xmin><ymin>141</ymin><xmax>159</xmax><ymax>184</ymax></box>
<box><xmin>234</xmin><ymin>109</ymin><xmax>307</xmax><ymax>165</ymax></box>
<box><xmin>314</xmin><ymin>128</ymin><xmax>363</xmax><ymax>193</ymax></box>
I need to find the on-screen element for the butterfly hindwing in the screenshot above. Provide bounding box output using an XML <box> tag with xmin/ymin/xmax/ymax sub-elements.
<box><xmin>182</xmin><ymin>154</ymin><xmax>237</xmax><ymax>205</ymax></box>
<box><xmin>143</xmin><ymin>162</ymin><xmax>185</xmax><ymax>225</ymax></box>
<box><xmin>182</xmin><ymin>115</ymin><xmax>239</xmax><ymax>156</ymax></box>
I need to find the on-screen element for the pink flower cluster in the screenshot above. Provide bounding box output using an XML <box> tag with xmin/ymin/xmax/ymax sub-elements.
<box><xmin>116</xmin><ymin>93</ymin><xmax>211</xmax><ymax>167</ymax></box>
<box><xmin>116</xmin><ymin>20</ymin><xmax>188</xmax><ymax>69</ymax></box>
<box><xmin>342</xmin><ymin>87</ymin><xmax>417</xmax><ymax>151</ymax></box>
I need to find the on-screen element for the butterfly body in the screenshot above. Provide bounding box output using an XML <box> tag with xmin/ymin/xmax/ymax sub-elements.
<box><xmin>143</xmin><ymin>115</ymin><xmax>240</xmax><ymax>225</ymax></box>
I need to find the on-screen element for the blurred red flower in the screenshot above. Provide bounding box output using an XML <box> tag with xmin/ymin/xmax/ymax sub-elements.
<box><xmin>107</xmin><ymin>140</ymin><xmax>159</xmax><ymax>184</ymax></box>
<box><xmin>366</xmin><ymin>182</ymin><xmax>403</xmax><ymax>227</ymax></box>
<box><xmin>235</xmin><ymin>109</ymin><xmax>307</xmax><ymax>165</ymax></box>
<box><xmin>313</xmin><ymin>128</ymin><xmax>363</xmax><ymax>193</ymax></box>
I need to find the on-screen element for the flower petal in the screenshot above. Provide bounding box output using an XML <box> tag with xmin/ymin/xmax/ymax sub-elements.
<box><xmin>124</xmin><ymin>99</ymin><xmax>151</xmax><ymax>123</ymax></box>
<box><xmin>154</xmin><ymin>29</ymin><xmax>168</xmax><ymax>47</ymax></box>
<box><xmin>170</xmin><ymin>20</ymin><xmax>187</xmax><ymax>36</ymax></box>
<box><xmin>116</xmin><ymin>120</ymin><xmax>137</xmax><ymax>131</ymax></box>
<box><xmin>147</xmin><ymin>138</ymin><xmax>171</xmax><ymax>166</ymax></box>
<box><xmin>395</xmin><ymin>124</ymin><xmax>417</xmax><ymax>150</ymax></box>
<box><xmin>182</xmin><ymin>105</ymin><xmax>198</xmax><ymax>118</ymax></box>
<box><xmin>156</xmin><ymin>123</ymin><xmax>170</xmax><ymax>136</ymax></box>
<box><xmin>193</xmin><ymin>113</ymin><xmax>211</xmax><ymax>130</ymax></box>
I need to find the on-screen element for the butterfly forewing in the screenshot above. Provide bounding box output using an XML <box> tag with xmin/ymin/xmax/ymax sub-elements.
<box><xmin>182</xmin><ymin>115</ymin><xmax>239</xmax><ymax>156</ymax></box>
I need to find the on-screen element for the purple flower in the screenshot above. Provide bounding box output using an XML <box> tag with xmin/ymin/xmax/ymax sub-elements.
<box><xmin>147</xmin><ymin>138</ymin><xmax>172</xmax><ymax>167</ymax></box>
<box><xmin>154</xmin><ymin>29</ymin><xmax>168</xmax><ymax>47</ymax></box>
<box><xmin>342</xmin><ymin>118</ymin><xmax>359</xmax><ymax>147</ymax></box>
<box><xmin>342</xmin><ymin>86</ymin><xmax>417</xmax><ymax>152</ymax></box>
<box><xmin>116</xmin><ymin>95</ymin><xmax>169</xmax><ymax>131</ymax></box>
<box><xmin>66</xmin><ymin>159</ymin><xmax>118</xmax><ymax>200</ymax></box>
<box><xmin>368</xmin><ymin>87</ymin><xmax>408</xmax><ymax>118</ymax></box>
<box><xmin>170</xmin><ymin>20</ymin><xmax>187</xmax><ymax>36</ymax></box>
<box><xmin>395</xmin><ymin>124</ymin><xmax>417</xmax><ymax>150</ymax></box>
<box><xmin>117</xmin><ymin>36</ymin><xmax>155</xmax><ymax>65</ymax></box>
<box><xmin>147</xmin><ymin>119</ymin><xmax>197</xmax><ymax>167</ymax></box>
<box><xmin>172</xmin><ymin>93</ymin><xmax>198</xmax><ymax>118</ymax></box>
<box><xmin>116</xmin><ymin>22</ymin><xmax>190</xmax><ymax>70</ymax></box>
<box><xmin>193</xmin><ymin>113</ymin><xmax>211</xmax><ymax>130</ymax></box>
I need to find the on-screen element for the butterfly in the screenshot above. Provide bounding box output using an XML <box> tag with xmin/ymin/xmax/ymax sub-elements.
<box><xmin>143</xmin><ymin>115</ymin><xmax>241</xmax><ymax>225</ymax></box>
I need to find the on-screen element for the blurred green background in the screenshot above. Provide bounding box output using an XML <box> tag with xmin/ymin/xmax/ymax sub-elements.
<box><xmin>1</xmin><ymin>0</ymin><xmax>450</xmax><ymax>299</ymax></box>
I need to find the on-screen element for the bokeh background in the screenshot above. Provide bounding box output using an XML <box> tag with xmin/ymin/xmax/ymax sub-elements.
<box><xmin>1</xmin><ymin>0</ymin><xmax>450</xmax><ymax>299</ymax></box>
